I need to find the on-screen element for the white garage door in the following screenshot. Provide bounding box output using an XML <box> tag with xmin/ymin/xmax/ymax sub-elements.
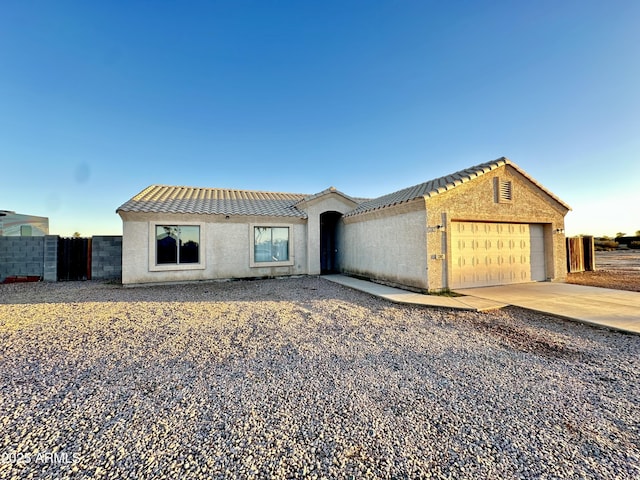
<box><xmin>450</xmin><ymin>222</ymin><xmax>545</xmax><ymax>289</ymax></box>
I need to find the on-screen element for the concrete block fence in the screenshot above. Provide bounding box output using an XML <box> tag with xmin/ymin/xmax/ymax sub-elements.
<box><xmin>0</xmin><ymin>236</ymin><xmax>46</xmax><ymax>280</ymax></box>
<box><xmin>44</xmin><ymin>235</ymin><xmax>58</xmax><ymax>281</ymax></box>
<box><xmin>91</xmin><ymin>236</ymin><xmax>122</xmax><ymax>280</ymax></box>
<box><xmin>0</xmin><ymin>235</ymin><xmax>122</xmax><ymax>283</ymax></box>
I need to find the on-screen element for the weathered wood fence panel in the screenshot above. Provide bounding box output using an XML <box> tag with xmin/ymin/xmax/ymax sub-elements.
<box><xmin>567</xmin><ymin>237</ymin><xmax>584</xmax><ymax>273</ymax></box>
<box><xmin>57</xmin><ymin>237</ymin><xmax>92</xmax><ymax>281</ymax></box>
<box><xmin>582</xmin><ymin>236</ymin><xmax>595</xmax><ymax>271</ymax></box>
<box><xmin>566</xmin><ymin>236</ymin><xmax>595</xmax><ymax>273</ymax></box>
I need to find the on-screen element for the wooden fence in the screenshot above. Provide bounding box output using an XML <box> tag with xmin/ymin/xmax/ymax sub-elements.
<box><xmin>566</xmin><ymin>236</ymin><xmax>595</xmax><ymax>273</ymax></box>
<box><xmin>57</xmin><ymin>237</ymin><xmax>92</xmax><ymax>281</ymax></box>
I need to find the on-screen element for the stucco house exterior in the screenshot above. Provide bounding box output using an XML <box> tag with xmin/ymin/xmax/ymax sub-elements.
<box><xmin>117</xmin><ymin>157</ymin><xmax>571</xmax><ymax>290</ymax></box>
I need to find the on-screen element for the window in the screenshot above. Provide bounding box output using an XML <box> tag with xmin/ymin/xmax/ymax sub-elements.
<box><xmin>250</xmin><ymin>224</ymin><xmax>294</xmax><ymax>267</ymax></box>
<box><xmin>20</xmin><ymin>225</ymin><xmax>33</xmax><ymax>237</ymax></box>
<box><xmin>155</xmin><ymin>225</ymin><xmax>200</xmax><ymax>265</ymax></box>
<box><xmin>254</xmin><ymin>227</ymin><xmax>289</xmax><ymax>262</ymax></box>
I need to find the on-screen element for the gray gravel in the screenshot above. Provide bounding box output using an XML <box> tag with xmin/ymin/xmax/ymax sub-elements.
<box><xmin>0</xmin><ymin>277</ymin><xmax>638</xmax><ymax>479</ymax></box>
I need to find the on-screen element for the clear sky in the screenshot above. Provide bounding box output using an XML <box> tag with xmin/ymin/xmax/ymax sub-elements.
<box><xmin>1</xmin><ymin>1</ymin><xmax>638</xmax><ymax>237</ymax></box>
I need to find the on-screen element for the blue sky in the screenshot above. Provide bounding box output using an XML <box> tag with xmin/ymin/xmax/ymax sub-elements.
<box><xmin>1</xmin><ymin>1</ymin><xmax>638</xmax><ymax>237</ymax></box>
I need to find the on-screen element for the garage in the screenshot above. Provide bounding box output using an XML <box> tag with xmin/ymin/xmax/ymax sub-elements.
<box><xmin>450</xmin><ymin>221</ymin><xmax>546</xmax><ymax>289</ymax></box>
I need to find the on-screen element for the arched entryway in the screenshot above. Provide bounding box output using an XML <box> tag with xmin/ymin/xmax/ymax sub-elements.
<box><xmin>320</xmin><ymin>211</ymin><xmax>342</xmax><ymax>274</ymax></box>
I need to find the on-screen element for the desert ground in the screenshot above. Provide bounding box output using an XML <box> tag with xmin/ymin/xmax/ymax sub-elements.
<box><xmin>566</xmin><ymin>250</ymin><xmax>640</xmax><ymax>292</ymax></box>
<box><xmin>0</xmin><ymin>277</ymin><xmax>638</xmax><ymax>479</ymax></box>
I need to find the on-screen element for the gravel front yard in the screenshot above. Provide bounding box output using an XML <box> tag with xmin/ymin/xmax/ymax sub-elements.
<box><xmin>567</xmin><ymin>250</ymin><xmax>640</xmax><ymax>292</ymax></box>
<box><xmin>1</xmin><ymin>278</ymin><xmax>638</xmax><ymax>479</ymax></box>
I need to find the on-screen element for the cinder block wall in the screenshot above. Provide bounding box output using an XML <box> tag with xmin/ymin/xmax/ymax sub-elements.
<box><xmin>0</xmin><ymin>235</ymin><xmax>123</xmax><ymax>283</ymax></box>
<box><xmin>43</xmin><ymin>235</ymin><xmax>58</xmax><ymax>281</ymax></box>
<box><xmin>91</xmin><ymin>236</ymin><xmax>122</xmax><ymax>280</ymax></box>
<box><xmin>0</xmin><ymin>236</ymin><xmax>45</xmax><ymax>281</ymax></box>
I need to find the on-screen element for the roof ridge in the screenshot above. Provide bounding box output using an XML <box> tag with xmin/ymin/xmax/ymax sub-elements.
<box><xmin>295</xmin><ymin>186</ymin><xmax>365</xmax><ymax>206</ymax></box>
<box><xmin>117</xmin><ymin>184</ymin><xmax>310</xmax><ymax>217</ymax></box>
<box><xmin>144</xmin><ymin>184</ymin><xmax>310</xmax><ymax>197</ymax></box>
<box><xmin>345</xmin><ymin>156</ymin><xmax>569</xmax><ymax>217</ymax></box>
<box><xmin>118</xmin><ymin>157</ymin><xmax>569</xmax><ymax>217</ymax></box>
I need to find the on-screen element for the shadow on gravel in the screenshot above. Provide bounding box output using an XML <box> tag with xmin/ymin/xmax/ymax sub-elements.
<box><xmin>468</xmin><ymin>315</ymin><xmax>587</xmax><ymax>361</ymax></box>
<box><xmin>0</xmin><ymin>277</ymin><xmax>356</xmax><ymax>306</ymax></box>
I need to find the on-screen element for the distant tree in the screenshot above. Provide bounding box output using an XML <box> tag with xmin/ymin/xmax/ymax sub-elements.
<box><xmin>72</xmin><ymin>232</ymin><xmax>81</xmax><ymax>238</ymax></box>
<box><xmin>636</xmin><ymin>230</ymin><xmax>640</xmax><ymax>236</ymax></box>
<box><xmin>616</xmin><ymin>232</ymin><xmax>626</xmax><ymax>238</ymax></box>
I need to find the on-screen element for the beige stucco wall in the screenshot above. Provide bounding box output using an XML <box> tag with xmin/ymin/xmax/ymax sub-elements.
<box><xmin>341</xmin><ymin>201</ymin><xmax>429</xmax><ymax>291</ymax></box>
<box><xmin>118</xmin><ymin>165</ymin><xmax>568</xmax><ymax>289</ymax></box>
<box><xmin>424</xmin><ymin>164</ymin><xmax>569</xmax><ymax>291</ymax></box>
<box><xmin>297</xmin><ymin>192</ymin><xmax>359</xmax><ymax>275</ymax></box>
<box><xmin>119</xmin><ymin>212</ymin><xmax>307</xmax><ymax>285</ymax></box>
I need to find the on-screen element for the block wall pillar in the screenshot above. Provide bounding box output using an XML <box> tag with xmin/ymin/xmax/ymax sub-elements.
<box><xmin>43</xmin><ymin>235</ymin><xmax>58</xmax><ymax>282</ymax></box>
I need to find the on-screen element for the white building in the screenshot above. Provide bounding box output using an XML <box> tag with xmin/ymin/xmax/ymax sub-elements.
<box><xmin>0</xmin><ymin>211</ymin><xmax>49</xmax><ymax>237</ymax></box>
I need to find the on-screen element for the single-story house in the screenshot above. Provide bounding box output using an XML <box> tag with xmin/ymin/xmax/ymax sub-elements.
<box><xmin>117</xmin><ymin>157</ymin><xmax>571</xmax><ymax>290</ymax></box>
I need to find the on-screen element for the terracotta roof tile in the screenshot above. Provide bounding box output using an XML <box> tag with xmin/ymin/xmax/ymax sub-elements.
<box><xmin>295</xmin><ymin>187</ymin><xmax>366</xmax><ymax>206</ymax></box>
<box><xmin>344</xmin><ymin>157</ymin><xmax>570</xmax><ymax>217</ymax></box>
<box><xmin>116</xmin><ymin>158</ymin><xmax>570</xmax><ymax>219</ymax></box>
<box><xmin>117</xmin><ymin>185</ymin><xmax>309</xmax><ymax>218</ymax></box>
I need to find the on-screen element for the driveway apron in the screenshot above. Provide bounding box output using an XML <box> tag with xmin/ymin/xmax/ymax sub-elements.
<box><xmin>455</xmin><ymin>283</ymin><xmax>640</xmax><ymax>334</ymax></box>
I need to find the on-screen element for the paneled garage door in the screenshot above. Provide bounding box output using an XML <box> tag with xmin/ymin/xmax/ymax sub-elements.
<box><xmin>450</xmin><ymin>222</ymin><xmax>545</xmax><ymax>289</ymax></box>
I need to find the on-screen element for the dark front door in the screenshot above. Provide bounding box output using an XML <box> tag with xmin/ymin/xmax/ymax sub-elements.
<box><xmin>320</xmin><ymin>211</ymin><xmax>342</xmax><ymax>274</ymax></box>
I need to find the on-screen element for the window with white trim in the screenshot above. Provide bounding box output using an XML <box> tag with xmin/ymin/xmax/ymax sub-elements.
<box><xmin>250</xmin><ymin>225</ymin><xmax>294</xmax><ymax>267</ymax></box>
<box><xmin>155</xmin><ymin>225</ymin><xmax>200</xmax><ymax>265</ymax></box>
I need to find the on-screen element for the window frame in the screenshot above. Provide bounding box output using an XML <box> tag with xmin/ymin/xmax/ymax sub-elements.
<box><xmin>148</xmin><ymin>222</ymin><xmax>206</xmax><ymax>272</ymax></box>
<box><xmin>249</xmin><ymin>223</ymin><xmax>295</xmax><ymax>267</ymax></box>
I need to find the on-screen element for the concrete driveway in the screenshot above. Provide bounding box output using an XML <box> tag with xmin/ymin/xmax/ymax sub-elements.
<box><xmin>455</xmin><ymin>283</ymin><xmax>640</xmax><ymax>334</ymax></box>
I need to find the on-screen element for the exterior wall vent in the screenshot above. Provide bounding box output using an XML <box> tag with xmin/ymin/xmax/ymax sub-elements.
<box><xmin>495</xmin><ymin>178</ymin><xmax>513</xmax><ymax>203</ymax></box>
<box><xmin>500</xmin><ymin>180</ymin><xmax>512</xmax><ymax>201</ymax></box>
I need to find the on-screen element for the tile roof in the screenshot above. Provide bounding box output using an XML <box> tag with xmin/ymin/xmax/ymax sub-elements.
<box><xmin>117</xmin><ymin>158</ymin><xmax>570</xmax><ymax>219</ymax></box>
<box><xmin>296</xmin><ymin>186</ymin><xmax>364</xmax><ymax>206</ymax></box>
<box><xmin>116</xmin><ymin>185</ymin><xmax>309</xmax><ymax>217</ymax></box>
<box><xmin>344</xmin><ymin>157</ymin><xmax>570</xmax><ymax>216</ymax></box>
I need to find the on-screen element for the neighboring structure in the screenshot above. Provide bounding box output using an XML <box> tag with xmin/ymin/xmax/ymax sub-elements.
<box><xmin>117</xmin><ymin>157</ymin><xmax>571</xmax><ymax>290</ymax></box>
<box><xmin>0</xmin><ymin>210</ymin><xmax>49</xmax><ymax>236</ymax></box>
